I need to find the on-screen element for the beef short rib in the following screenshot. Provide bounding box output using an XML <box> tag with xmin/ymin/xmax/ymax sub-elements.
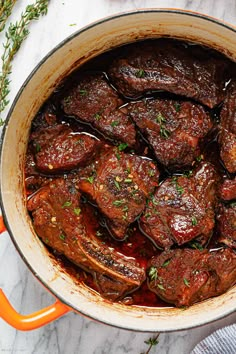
<box><xmin>148</xmin><ymin>248</ymin><xmax>236</xmax><ymax>307</ymax></box>
<box><xmin>128</xmin><ymin>98</ymin><xmax>212</xmax><ymax>169</ymax></box>
<box><xmin>30</xmin><ymin>124</ymin><xmax>100</xmax><ymax>173</ymax></box>
<box><xmin>217</xmin><ymin>203</ymin><xmax>236</xmax><ymax>249</ymax></box>
<box><xmin>108</xmin><ymin>39</ymin><xmax>230</xmax><ymax>108</ymax></box>
<box><xmin>27</xmin><ymin>178</ymin><xmax>146</xmax><ymax>300</ymax></box>
<box><xmin>140</xmin><ymin>162</ymin><xmax>218</xmax><ymax>248</ymax></box>
<box><xmin>218</xmin><ymin>83</ymin><xmax>236</xmax><ymax>173</ymax></box>
<box><xmin>61</xmin><ymin>72</ymin><xmax>136</xmax><ymax>146</ymax></box>
<box><xmin>79</xmin><ymin>148</ymin><xmax>159</xmax><ymax>240</ymax></box>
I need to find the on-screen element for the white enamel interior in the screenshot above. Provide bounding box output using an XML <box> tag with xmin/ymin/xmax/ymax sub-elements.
<box><xmin>1</xmin><ymin>10</ymin><xmax>236</xmax><ymax>332</ymax></box>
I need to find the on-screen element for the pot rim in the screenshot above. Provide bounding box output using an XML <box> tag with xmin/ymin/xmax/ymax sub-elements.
<box><xmin>1</xmin><ymin>8</ymin><xmax>236</xmax><ymax>332</ymax></box>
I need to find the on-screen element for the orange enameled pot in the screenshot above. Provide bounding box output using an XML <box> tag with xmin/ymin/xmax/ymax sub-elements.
<box><xmin>1</xmin><ymin>9</ymin><xmax>236</xmax><ymax>331</ymax></box>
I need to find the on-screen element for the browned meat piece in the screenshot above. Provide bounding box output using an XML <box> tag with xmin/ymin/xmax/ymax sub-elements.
<box><xmin>27</xmin><ymin>178</ymin><xmax>146</xmax><ymax>300</ymax></box>
<box><xmin>79</xmin><ymin>148</ymin><xmax>159</xmax><ymax>240</ymax></box>
<box><xmin>218</xmin><ymin>83</ymin><xmax>236</xmax><ymax>173</ymax></box>
<box><xmin>217</xmin><ymin>203</ymin><xmax>236</xmax><ymax>249</ymax></box>
<box><xmin>30</xmin><ymin>124</ymin><xmax>100</xmax><ymax>173</ymax></box>
<box><xmin>147</xmin><ymin>248</ymin><xmax>236</xmax><ymax>307</ymax></box>
<box><xmin>108</xmin><ymin>39</ymin><xmax>231</xmax><ymax>108</ymax></box>
<box><xmin>219</xmin><ymin>177</ymin><xmax>236</xmax><ymax>201</ymax></box>
<box><xmin>61</xmin><ymin>72</ymin><xmax>136</xmax><ymax>146</ymax></box>
<box><xmin>140</xmin><ymin>162</ymin><xmax>218</xmax><ymax>249</ymax></box>
<box><xmin>128</xmin><ymin>98</ymin><xmax>212</xmax><ymax>168</ymax></box>
<box><xmin>31</xmin><ymin>104</ymin><xmax>58</xmax><ymax>132</ymax></box>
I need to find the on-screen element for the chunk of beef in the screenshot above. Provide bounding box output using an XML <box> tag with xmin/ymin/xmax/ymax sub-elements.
<box><xmin>218</xmin><ymin>83</ymin><xmax>236</xmax><ymax>173</ymax></box>
<box><xmin>219</xmin><ymin>177</ymin><xmax>236</xmax><ymax>201</ymax></box>
<box><xmin>147</xmin><ymin>248</ymin><xmax>236</xmax><ymax>307</ymax></box>
<box><xmin>79</xmin><ymin>148</ymin><xmax>159</xmax><ymax>240</ymax></box>
<box><xmin>140</xmin><ymin>162</ymin><xmax>218</xmax><ymax>249</ymax></box>
<box><xmin>108</xmin><ymin>39</ymin><xmax>230</xmax><ymax>108</ymax></box>
<box><xmin>30</xmin><ymin>124</ymin><xmax>100</xmax><ymax>173</ymax></box>
<box><xmin>217</xmin><ymin>203</ymin><xmax>236</xmax><ymax>249</ymax></box>
<box><xmin>27</xmin><ymin>178</ymin><xmax>146</xmax><ymax>300</ymax></box>
<box><xmin>61</xmin><ymin>72</ymin><xmax>136</xmax><ymax>146</ymax></box>
<box><xmin>128</xmin><ymin>98</ymin><xmax>212</xmax><ymax>169</ymax></box>
<box><xmin>31</xmin><ymin>104</ymin><xmax>58</xmax><ymax>132</ymax></box>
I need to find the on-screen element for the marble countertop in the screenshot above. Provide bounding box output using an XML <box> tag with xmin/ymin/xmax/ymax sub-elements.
<box><xmin>0</xmin><ymin>0</ymin><xmax>236</xmax><ymax>353</ymax></box>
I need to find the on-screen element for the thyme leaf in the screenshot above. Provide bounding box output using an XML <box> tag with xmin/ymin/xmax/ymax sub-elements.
<box><xmin>0</xmin><ymin>0</ymin><xmax>17</xmax><ymax>33</ymax></box>
<box><xmin>0</xmin><ymin>0</ymin><xmax>50</xmax><ymax>124</ymax></box>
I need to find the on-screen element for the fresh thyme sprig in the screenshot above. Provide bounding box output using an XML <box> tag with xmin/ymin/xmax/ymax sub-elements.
<box><xmin>0</xmin><ymin>0</ymin><xmax>49</xmax><ymax>125</ymax></box>
<box><xmin>0</xmin><ymin>0</ymin><xmax>17</xmax><ymax>33</ymax></box>
<box><xmin>141</xmin><ymin>333</ymin><xmax>160</xmax><ymax>354</ymax></box>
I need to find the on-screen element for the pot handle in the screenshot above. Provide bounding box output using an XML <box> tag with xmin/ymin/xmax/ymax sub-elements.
<box><xmin>0</xmin><ymin>289</ymin><xmax>71</xmax><ymax>330</ymax></box>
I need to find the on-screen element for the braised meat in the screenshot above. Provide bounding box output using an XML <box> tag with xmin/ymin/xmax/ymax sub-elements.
<box><xmin>61</xmin><ymin>72</ymin><xmax>136</xmax><ymax>146</ymax></box>
<box><xmin>218</xmin><ymin>84</ymin><xmax>236</xmax><ymax>173</ymax></box>
<box><xmin>128</xmin><ymin>98</ymin><xmax>212</xmax><ymax>168</ymax></box>
<box><xmin>147</xmin><ymin>248</ymin><xmax>236</xmax><ymax>307</ymax></box>
<box><xmin>219</xmin><ymin>178</ymin><xmax>236</xmax><ymax>201</ymax></box>
<box><xmin>217</xmin><ymin>203</ymin><xmax>236</xmax><ymax>249</ymax></box>
<box><xmin>79</xmin><ymin>148</ymin><xmax>159</xmax><ymax>240</ymax></box>
<box><xmin>24</xmin><ymin>38</ymin><xmax>236</xmax><ymax>308</ymax></box>
<box><xmin>30</xmin><ymin>124</ymin><xmax>100</xmax><ymax>173</ymax></box>
<box><xmin>108</xmin><ymin>39</ymin><xmax>230</xmax><ymax>108</ymax></box>
<box><xmin>27</xmin><ymin>178</ymin><xmax>146</xmax><ymax>300</ymax></box>
<box><xmin>140</xmin><ymin>162</ymin><xmax>218</xmax><ymax>249</ymax></box>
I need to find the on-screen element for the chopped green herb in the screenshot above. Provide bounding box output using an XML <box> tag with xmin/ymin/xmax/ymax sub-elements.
<box><xmin>69</xmin><ymin>23</ymin><xmax>77</xmax><ymax>26</ymax></box>
<box><xmin>118</xmin><ymin>143</ymin><xmax>128</xmax><ymax>151</ymax></box>
<box><xmin>45</xmin><ymin>238</ymin><xmax>49</xmax><ymax>244</ymax></box>
<box><xmin>63</xmin><ymin>96</ymin><xmax>72</xmax><ymax>104</ymax></box>
<box><xmin>196</xmin><ymin>155</ymin><xmax>203</xmax><ymax>162</ymax></box>
<box><xmin>94</xmin><ymin>113</ymin><xmax>101</xmax><ymax>120</ymax></box>
<box><xmin>148</xmin><ymin>169</ymin><xmax>155</xmax><ymax>177</ymax></box>
<box><xmin>160</xmin><ymin>125</ymin><xmax>171</xmax><ymax>139</ymax></box>
<box><xmin>152</xmin><ymin>197</ymin><xmax>159</xmax><ymax>206</ymax></box>
<box><xmin>157</xmin><ymin>284</ymin><xmax>165</xmax><ymax>291</ymax></box>
<box><xmin>114</xmin><ymin>180</ymin><xmax>120</xmax><ymax>190</ymax></box>
<box><xmin>135</xmin><ymin>69</ymin><xmax>145</xmax><ymax>78</ymax></box>
<box><xmin>87</xmin><ymin>176</ymin><xmax>94</xmax><ymax>184</ymax></box>
<box><xmin>176</xmin><ymin>184</ymin><xmax>184</xmax><ymax>194</ymax></box>
<box><xmin>115</xmin><ymin>152</ymin><xmax>121</xmax><ymax>160</ymax></box>
<box><xmin>124</xmin><ymin>178</ymin><xmax>132</xmax><ymax>183</ymax></box>
<box><xmin>74</xmin><ymin>208</ymin><xmax>81</xmax><ymax>216</ymax></box>
<box><xmin>184</xmin><ymin>170</ymin><xmax>193</xmax><ymax>178</ymax></box>
<box><xmin>59</xmin><ymin>234</ymin><xmax>66</xmax><ymax>241</ymax></box>
<box><xmin>62</xmin><ymin>201</ymin><xmax>72</xmax><ymax>208</ymax></box>
<box><xmin>126</xmin><ymin>167</ymin><xmax>131</xmax><ymax>174</ymax></box>
<box><xmin>110</xmin><ymin>120</ymin><xmax>119</xmax><ymax>127</ymax></box>
<box><xmin>174</xmin><ymin>102</ymin><xmax>181</xmax><ymax>112</ymax></box>
<box><xmin>162</xmin><ymin>259</ymin><xmax>170</xmax><ymax>267</ymax></box>
<box><xmin>156</xmin><ymin>112</ymin><xmax>166</xmax><ymax>124</ymax></box>
<box><xmin>191</xmin><ymin>216</ymin><xmax>198</xmax><ymax>226</ymax></box>
<box><xmin>183</xmin><ymin>278</ymin><xmax>190</xmax><ymax>287</ymax></box>
<box><xmin>113</xmin><ymin>199</ymin><xmax>125</xmax><ymax>207</ymax></box>
<box><xmin>35</xmin><ymin>142</ymin><xmax>41</xmax><ymax>153</ymax></box>
<box><xmin>79</xmin><ymin>89</ymin><xmax>87</xmax><ymax>96</ymax></box>
<box><xmin>172</xmin><ymin>178</ymin><xmax>184</xmax><ymax>195</ymax></box>
<box><xmin>148</xmin><ymin>266</ymin><xmax>158</xmax><ymax>281</ymax></box>
<box><xmin>189</xmin><ymin>241</ymin><xmax>204</xmax><ymax>251</ymax></box>
<box><xmin>122</xmin><ymin>205</ymin><xmax>129</xmax><ymax>212</ymax></box>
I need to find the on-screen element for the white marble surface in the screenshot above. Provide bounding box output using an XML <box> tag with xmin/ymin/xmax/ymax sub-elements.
<box><xmin>0</xmin><ymin>0</ymin><xmax>236</xmax><ymax>353</ymax></box>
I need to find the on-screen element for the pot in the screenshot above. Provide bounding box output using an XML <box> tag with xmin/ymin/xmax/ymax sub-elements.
<box><xmin>0</xmin><ymin>9</ymin><xmax>236</xmax><ymax>332</ymax></box>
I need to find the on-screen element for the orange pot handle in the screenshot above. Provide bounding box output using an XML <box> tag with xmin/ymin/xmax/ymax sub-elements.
<box><xmin>0</xmin><ymin>289</ymin><xmax>71</xmax><ymax>330</ymax></box>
